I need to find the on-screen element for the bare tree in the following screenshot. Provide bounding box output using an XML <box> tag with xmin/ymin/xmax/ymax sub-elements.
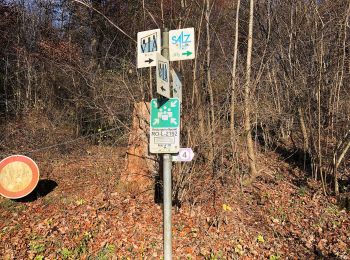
<box><xmin>230</xmin><ymin>0</ymin><xmax>240</xmax><ymax>162</ymax></box>
<box><xmin>244</xmin><ymin>0</ymin><xmax>257</xmax><ymax>180</ymax></box>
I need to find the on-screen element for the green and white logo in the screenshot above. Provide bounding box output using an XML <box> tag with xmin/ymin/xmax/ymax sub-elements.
<box><xmin>150</xmin><ymin>98</ymin><xmax>180</xmax><ymax>128</ymax></box>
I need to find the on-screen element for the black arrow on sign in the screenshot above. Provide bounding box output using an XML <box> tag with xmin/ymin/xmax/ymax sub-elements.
<box><xmin>145</xmin><ymin>58</ymin><xmax>154</xmax><ymax>64</ymax></box>
<box><xmin>161</xmin><ymin>86</ymin><xmax>166</xmax><ymax>92</ymax></box>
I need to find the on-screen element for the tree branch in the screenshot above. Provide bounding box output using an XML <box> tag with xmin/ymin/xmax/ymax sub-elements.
<box><xmin>71</xmin><ymin>0</ymin><xmax>136</xmax><ymax>43</ymax></box>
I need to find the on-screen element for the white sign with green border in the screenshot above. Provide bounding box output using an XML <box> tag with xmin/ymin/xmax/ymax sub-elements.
<box><xmin>150</xmin><ymin>98</ymin><xmax>180</xmax><ymax>153</ymax></box>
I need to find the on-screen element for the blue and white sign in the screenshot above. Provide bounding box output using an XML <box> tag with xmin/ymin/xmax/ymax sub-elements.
<box><xmin>137</xmin><ymin>29</ymin><xmax>161</xmax><ymax>68</ymax></box>
<box><xmin>169</xmin><ymin>28</ymin><xmax>195</xmax><ymax>61</ymax></box>
<box><xmin>156</xmin><ymin>53</ymin><xmax>170</xmax><ymax>98</ymax></box>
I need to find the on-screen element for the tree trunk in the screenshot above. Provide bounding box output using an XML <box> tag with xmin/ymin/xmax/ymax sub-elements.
<box><xmin>205</xmin><ymin>0</ymin><xmax>215</xmax><ymax>173</ymax></box>
<box><xmin>192</xmin><ymin>3</ymin><xmax>205</xmax><ymax>140</ymax></box>
<box><xmin>230</xmin><ymin>0</ymin><xmax>240</xmax><ymax>162</ymax></box>
<box><xmin>333</xmin><ymin>129</ymin><xmax>350</xmax><ymax>195</ymax></box>
<box><xmin>244</xmin><ymin>0</ymin><xmax>257</xmax><ymax>180</ymax></box>
<box><xmin>124</xmin><ymin>102</ymin><xmax>157</xmax><ymax>192</ymax></box>
<box><xmin>298</xmin><ymin>107</ymin><xmax>309</xmax><ymax>171</ymax></box>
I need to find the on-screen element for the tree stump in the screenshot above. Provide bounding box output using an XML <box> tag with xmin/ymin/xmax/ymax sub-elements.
<box><xmin>123</xmin><ymin>102</ymin><xmax>157</xmax><ymax>193</ymax></box>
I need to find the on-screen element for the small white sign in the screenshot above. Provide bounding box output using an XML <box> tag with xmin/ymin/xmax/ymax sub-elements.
<box><xmin>170</xmin><ymin>69</ymin><xmax>182</xmax><ymax>103</ymax></box>
<box><xmin>172</xmin><ymin>148</ymin><xmax>194</xmax><ymax>162</ymax></box>
<box><xmin>156</xmin><ymin>53</ymin><xmax>170</xmax><ymax>98</ymax></box>
<box><xmin>137</xmin><ymin>29</ymin><xmax>161</xmax><ymax>68</ymax></box>
<box><xmin>150</xmin><ymin>128</ymin><xmax>180</xmax><ymax>154</ymax></box>
<box><xmin>169</xmin><ymin>28</ymin><xmax>195</xmax><ymax>61</ymax></box>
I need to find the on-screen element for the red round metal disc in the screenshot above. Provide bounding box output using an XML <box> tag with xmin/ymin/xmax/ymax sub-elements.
<box><xmin>0</xmin><ymin>155</ymin><xmax>40</xmax><ymax>199</ymax></box>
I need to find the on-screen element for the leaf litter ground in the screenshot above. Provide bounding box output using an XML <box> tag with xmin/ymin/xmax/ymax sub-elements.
<box><xmin>0</xmin><ymin>143</ymin><xmax>349</xmax><ymax>259</ymax></box>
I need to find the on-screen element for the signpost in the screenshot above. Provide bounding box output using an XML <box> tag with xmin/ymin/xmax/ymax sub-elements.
<box><xmin>156</xmin><ymin>53</ymin><xmax>171</xmax><ymax>98</ymax></box>
<box><xmin>169</xmin><ymin>28</ymin><xmax>195</xmax><ymax>61</ymax></box>
<box><xmin>170</xmin><ymin>68</ymin><xmax>182</xmax><ymax>103</ymax></box>
<box><xmin>172</xmin><ymin>148</ymin><xmax>194</xmax><ymax>162</ymax></box>
<box><xmin>137</xmin><ymin>29</ymin><xmax>161</xmax><ymax>68</ymax></box>
<box><xmin>0</xmin><ymin>155</ymin><xmax>39</xmax><ymax>199</ymax></box>
<box><xmin>150</xmin><ymin>98</ymin><xmax>180</xmax><ymax>154</ymax></box>
<box><xmin>137</xmin><ymin>27</ymin><xmax>195</xmax><ymax>260</ymax></box>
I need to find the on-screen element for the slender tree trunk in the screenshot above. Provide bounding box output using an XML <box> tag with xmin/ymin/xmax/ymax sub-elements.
<box><xmin>230</xmin><ymin>0</ymin><xmax>240</xmax><ymax>161</ymax></box>
<box><xmin>4</xmin><ymin>56</ymin><xmax>9</xmax><ymax>116</ymax></box>
<box><xmin>16</xmin><ymin>36</ymin><xmax>21</xmax><ymax>114</ymax></box>
<box><xmin>192</xmin><ymin>3</ymin><xmax>205</xmax><ymax>138</ymax></box>
<box><xmin>205</xmin><ymin>0</ymin><xmax>215</xmax><ymax>172</ymax></box>
<box><xmin>298</xmin><ymin>107</ymin><xmax>309</xmax><ymax>170</ymax></box>
<box><xmin>317</xmin><ymin>26</ymin><xmax>326</xmax><ymax>193</ymax></box>
<box><xmin>244</xmin><ymin>0</ymin><xmax>257</xmax><ymax>179</ymax></box>
<box><xmin>333</xmin><ymin>129</ymin><xmax>350</xmax><ymax>195</ymax></box>
<box><xmin>149</xmin><ymin>67</ymin><xmax>153</xmax><ymax>99</ymax></box>
<box><xmin>26</xmin><ymin>55</ymin><xmax>32</xmax><ymax>110</ymax></box>
<box><xmin>334</xmin><ymin>3</ymin><xmax>350</xmax><ymax>195</ymax></box>
<box><xmin>161</xmin><ymin>0</ymin><xmax>164</xmax><ymax>28</ymax></box>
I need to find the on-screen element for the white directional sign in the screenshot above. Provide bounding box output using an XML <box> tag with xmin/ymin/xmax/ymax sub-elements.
<box><xmin>170</xmin><ymin>69</ymin><xmax>182</xmax><ymax>103</ymax></box>
<box><xmin>172</xmin><ymin>148</ymin><xmax>194</xmax><ymax>162</ymax></box>
<box><xmin>150</xmin><ymin>98</ymin><xmax>180</xmax><ymax>154</ymax></box>
<box><xmin>156</xmin><ymin>53</ymin><xmax>170</xmax><ymax>98</ymax></box>
<box><xmin>137</xmin><ymin>29</ymin><xmax>161</xmax><ymax>68</ymax></box>
<box><xmin>169</xmin><ymin>28</ymin><xmax>195</xmax><ymax>61</ymax></box>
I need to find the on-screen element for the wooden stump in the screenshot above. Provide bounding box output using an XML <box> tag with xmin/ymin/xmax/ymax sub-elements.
<box><xmin>123</xmin><ymin>102</ymin><xmax>157</xmax><ymax>192</ymax></box>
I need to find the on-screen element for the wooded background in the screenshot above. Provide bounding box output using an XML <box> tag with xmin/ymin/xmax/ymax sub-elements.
<box><xmin>0</xmin><ymin>0</ymin><xmax>349</xmax><ymax>200</ymax></box>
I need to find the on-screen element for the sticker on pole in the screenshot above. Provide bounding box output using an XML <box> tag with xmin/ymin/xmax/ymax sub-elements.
<box><xmin>137</xmin><ymin>29</ymin><xmax>161</xmax><ymax>68</ymax></box>
<box><xmin>172</xmin><ymin>148</ymin><xmax>194</xmax><ymax>162</ymax></box>
<box><xmin>150</xmin><ymin>98</ymin><xmax>180</xmax><ymax>154</ymax></box>
<box><xmin>0</xmin><ymin>155</ymin><xmax>40</xmax><ymax>199</ymax></box>
<box><xmin>169</xmin><ymin>28</ymin><xmax>195</xmax><ymax>61</ymax></box>
<box><xmin>156</xmin><ymin>53</ymin><xmax>170</xmax><ymax>98</ymax></box>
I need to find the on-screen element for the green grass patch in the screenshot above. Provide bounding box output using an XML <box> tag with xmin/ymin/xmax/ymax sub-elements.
<box><xmin>96</xmin><ymin>243</ymin><xmax>116</xmax><ymax>260</ymax></box>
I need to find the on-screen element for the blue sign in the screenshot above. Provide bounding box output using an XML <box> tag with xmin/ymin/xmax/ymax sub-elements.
<box><xmin>156</xmin><ymin>53</ymin><xmax>170</xmax><ymax>98</ymax></box>
<box><xmin>158</xmin><ymin>61</ymin><xmax>168</xmax><ymax>82</ymax></box>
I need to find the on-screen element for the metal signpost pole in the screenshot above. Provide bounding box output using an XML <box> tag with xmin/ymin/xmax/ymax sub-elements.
<box><xmin>138</xmin><ymin>26</ymin><xmax>194</xmax><ymax>260</ymax></box>
<box><xmin>163</xmin><ymin>153</ymin><xmax>172</xmax><ymax>259</ymax></box>
<box><xmin>161</xmin><ymin>28</ymin><xmax>172</xmax><ymax>260</ymax></box>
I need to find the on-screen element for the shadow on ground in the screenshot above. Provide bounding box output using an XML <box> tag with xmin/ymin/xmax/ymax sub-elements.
<box><xmin>14</xmin><ymin>179</ymin><xmax>58</xmax><ymax>202</ymax></box>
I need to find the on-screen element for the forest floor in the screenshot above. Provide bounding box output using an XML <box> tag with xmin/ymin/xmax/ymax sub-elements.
<box><xmin>0</xmin><ymin>114</ymin><xmax>349</xmax><ymax>259</ymax></box>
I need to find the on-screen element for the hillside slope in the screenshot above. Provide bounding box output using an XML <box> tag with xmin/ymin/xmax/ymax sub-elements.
<box><xmin>0</xmin><ymin>116</ymin><xmax>349</xmax><ymax>259</ymax></box>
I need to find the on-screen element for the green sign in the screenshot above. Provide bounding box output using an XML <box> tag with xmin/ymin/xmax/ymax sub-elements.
<box><xmin>150</xmin><ymin>98</ymin><xmax>180</xmax><ymax>128</ymax></box>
